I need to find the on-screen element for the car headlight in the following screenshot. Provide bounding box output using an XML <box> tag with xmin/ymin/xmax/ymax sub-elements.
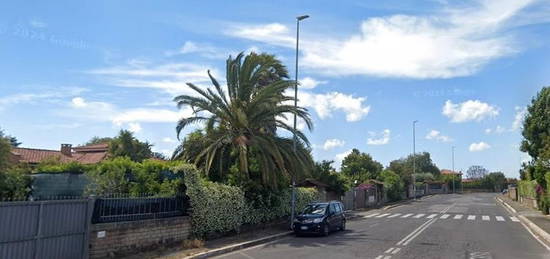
<box><xmin>313</xmin><ymin>218</ymin><xmax>323</xmax><ymax>223</ymax></box>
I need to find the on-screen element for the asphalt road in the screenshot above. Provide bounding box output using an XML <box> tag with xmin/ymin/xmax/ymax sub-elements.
<box><xmin>215</xmin><ymin>193</ymin><xmax>550</xmax><ymax>259</ymax></box>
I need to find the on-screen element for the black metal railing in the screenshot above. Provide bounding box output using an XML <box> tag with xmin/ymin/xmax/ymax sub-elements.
<box><xmin>91</xmin><ymin>193</ymin><xmax>189</xmax><ymax>223</ymax></box>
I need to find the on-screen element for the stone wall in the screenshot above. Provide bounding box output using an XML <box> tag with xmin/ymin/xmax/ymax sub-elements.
<box><xmin>89</xmin><ymin>216</ymin><xmax>191</xmax><ymax>258</ymax></box>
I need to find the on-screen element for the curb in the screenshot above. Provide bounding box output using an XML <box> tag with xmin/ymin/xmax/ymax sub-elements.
<box><xmin>184</xmin><ymin>232</ymin><xmax>292</xmax><ymax>259</ymax></box>
<box><xmin>496</xmin><ymin>196</ymin><xmax>550</xmax><ymax>247</ymax></box>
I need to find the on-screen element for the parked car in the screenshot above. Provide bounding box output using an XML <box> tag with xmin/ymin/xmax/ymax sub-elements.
<box><xmin>293</xmin><ymin>201</ymin><xmax>346</xmax><ymax>236</ymax></box>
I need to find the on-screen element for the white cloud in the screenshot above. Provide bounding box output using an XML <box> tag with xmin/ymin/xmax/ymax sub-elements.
<box><xmin>442</xmin><ymin>100</ymin><xmax>499</xmax><ymax>123</ymax></box>
<box><xmin>334</xmin><ymin>149</ymin><xmax>353</xmax><ymax>168</ymax></box>
<box><xmin>226</xmin><ymin>0</ymin><xmax>539</xmax><ymax>78</ymax></box>
<box><xmin>485</xmin><ymin>128</ymin><xmax>492</xmax><ymax>134</ymax></box>
<box><xmin>367</xmin><ymin>129</ymin><xmax>391</xmax><ymax>145</ymax></box>
<box><xmin>64</xmin><ymin>97</ymin><xmax>194</xmax><ymax>127</ymax></box>
<box><xmin>300</xmin><ymin>77</ymin><xmax>327</xmax><ymax>89</ymax></box>
<box><xmin>0</xmin><ymin>88</ymin><xmax>86</xmax><ymax>111</ymax></box>
<box><xmin>298</xmin><ymin>91</ymin><xmax>370</xmax><ymax>122</ymax></box>
<box><xmin>166</xmin><ymin>41</ymin><xmax>228</xmax><ymax>59</ymax></box>
<box><xmin>127</xmin><ymin>122</ymin><xmax>142</xmax><ymax>133</ymax></box>
<box><xmin>425</xmin><ymin>130</ymin><xmax>453</xmax><ymax>142</ymax></box>
<box><xmin>323</xmin><ymin>139</ymin><xmax>345</xmax><ymax>151</ymax></box>
<box><xmin>29</xmin><ymin>19</ymin><xmax>47</xmax><ymax>28</ymax></box>
<box><xmin>511</xmin><ymin>106</ymin><xmax>527</xmax><ymax>131</ymax></box>
<box><xmin>469</xmin><ymin>141</ymin><xmax>491</xmax><ymax>152</ymax></box>
<box><xmin>162</xmin><ymin>137</ymin><xmax>176</xmax><ymax>143</ymax></box>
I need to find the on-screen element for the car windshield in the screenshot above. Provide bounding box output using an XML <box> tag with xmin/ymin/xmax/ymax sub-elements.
<box><xmin>302</xmin><ymin>204</ymin><xmax>327</xmax><ymax>215</ymax></box>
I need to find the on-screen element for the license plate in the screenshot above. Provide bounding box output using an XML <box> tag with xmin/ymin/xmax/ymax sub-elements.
<box><xmin>300</xmin><ymin>226</ymin><xmax>308</xmax><ymax>230</ymax></box>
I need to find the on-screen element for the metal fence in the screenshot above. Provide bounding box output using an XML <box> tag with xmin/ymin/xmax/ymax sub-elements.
<box><xmin>91</xmin><ymin>194</ymin><xmax>189</xmax><ymax>224</ymax></box>
<box><xmin>0</xmin><ymin>198</ymin><xmax>93</xmax><ymax>259</ymax></box>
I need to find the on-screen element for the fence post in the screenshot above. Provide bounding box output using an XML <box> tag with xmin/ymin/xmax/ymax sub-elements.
<box><xmin>83</xmin><ymin>195</ymin><xmax>96</xmax><ymax>259</ymax></box>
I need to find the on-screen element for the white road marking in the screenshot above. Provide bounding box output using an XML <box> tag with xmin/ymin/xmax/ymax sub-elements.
<box><xmin>383</xmin><ymin>256</ymin><xmax>392</xmax><ymax>259</ymax></box>
<box><xmin>376</xmin><ymin>213</ymin><xmax>391</xmax><ymax>218</ymax></box>
<box><xmin>392</xmin><ymin>248</ymin><xmax>401</xmax><ymax>254</ymax></box>
<box><xmin>440</xmin><ymin>214</ymin><xmax>450</xmax><ymax>219</ymax></box>
<box><xmin>396</xmin><ymin>203</ymin><xmax>455</xmax><ymax>247</ymax></box>
<box><xmin>396</xmin><ymin>219</ymin><xmax>435</xmax><ymax>245</ymax></box>
<box><xmin>427</xmin><ymin>214</ymin><xmax>438</xmax><ymax>219</ymax></box>
<box><xmin>510</xmin><ymin>216</ymin><xmax>520</xmax><ymax>222</ymax></box>
<box><xmin>384</xmin><ymin>247</ymin><xmax>394</xmax><ymax>253</ymax></box>
<box><xmin>482</xmin><ymin>215</ymin><xmax>490</xmax><ymax>221</ymax></box>
<box><xmin>495</xmin><ymin>216</ymin><xmax>505</xmax><ymax>222</ymax></box>
<box><xmin>413</xmin><ymin>213</ymin><xmax>426</xmax><ymax>218</ymax></box>
<box><xmin>454</xmin><ymin>214</ymin><xmax>463</xmax><ymax>219</ymax></box>
<box><xmin>401</xmin><ymin>213</ymin><xmax>413</xmax><ymax>218</ymax></box>
<box><xmin>469</xmin><ymin>251</ymin><xmax>492</xmax><ymax>259</ymax></box>
<box><xmin>402</xmin><ymin>218</ymin><xmax>438</xmax><ymax>246</ymax></box>
<box><xmin>238</xmin><ymin>252</ymin><xmax>256</xmax><ymax>259</ymax></box>
<box><xmin>375</xmin><ymin>256</ymin><xmax>384</xmax><ymax>259</ymax></box>
<box><xmin>364</xmin><ymin>213</ymin><xmax>380</xmax><ymax>218</ymax></box>
<box><xmin>388</xmin><ymin>213</ymin><xmax>402</xmax><ymax>218</ymax></box>
<box><xmin>467</xmin><ymin>215</ymin><xmax>476</xmax><ymax>220</ymax></box>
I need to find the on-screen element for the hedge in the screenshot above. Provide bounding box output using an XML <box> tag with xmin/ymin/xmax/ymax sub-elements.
<box><xmin>518</xmin><ymin>180</ymin><xmax>537</xmax><ymax>199</ymax></box>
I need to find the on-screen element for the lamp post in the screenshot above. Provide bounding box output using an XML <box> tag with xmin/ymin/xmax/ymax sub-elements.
<box><xmin>412</xmin><ymin>120</ymin><xmax>418</xmax><ymax>200</ymax></box>
<box><xmin>290</xmin><ymin>14</ymin><xmax>309</xmax><ymax>230</ymax></box>
<box><xmin>452</xmin><ymin>146</ymin><xmax>455</xmax><ymax>193</ymax></box>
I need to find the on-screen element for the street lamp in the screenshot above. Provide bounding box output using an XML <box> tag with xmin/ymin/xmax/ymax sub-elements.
<box><xmin>452</xmin><ymin>146</ymin><xmax>455</xmax><ymax>193</ymax></box>
<box><xmin>290</xmin><ymin>14</ymin><xmax>309</xmax><ymax>230</ymax></box>
<box><xmin>412</xmin><ymin>120</ymin><xmax>418</xmax><ymax>200</ymax></box>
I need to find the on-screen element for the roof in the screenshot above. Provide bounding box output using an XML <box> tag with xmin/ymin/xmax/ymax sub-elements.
<box><xmin>10</xmin><ymin>143</ymin><xmax>108</xmax><ymax>165</ymax></box>
<box><xmin>297</xmin><ymin>178</ymin><xmax>329</xmax><ymax>188</ymax></box>
<box><xmin>441</xmin><ymin>169</ymin><xmax>462</xmax><ymax>175</ymax></box>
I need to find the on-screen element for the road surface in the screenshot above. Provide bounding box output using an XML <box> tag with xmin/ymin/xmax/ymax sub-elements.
<box><xmin>216</xmin><ymin>193</ymin><xmax>550</xmax><ymax>259</ymax></box>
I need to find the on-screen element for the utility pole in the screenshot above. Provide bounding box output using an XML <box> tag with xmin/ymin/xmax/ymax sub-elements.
<box><xmin>412</xmin><ymin>120</ymin><xmax>418</xmax><ymax>200</ymax></box>
<box><xmin>452</xmin><ymin>146</ymin><xmax>455</xmax><ymax>193</ymax></box>
<box><xmin>290</xmin><ymin>14</ymin><xmax>309</xmax><ymax>230</ymax></box>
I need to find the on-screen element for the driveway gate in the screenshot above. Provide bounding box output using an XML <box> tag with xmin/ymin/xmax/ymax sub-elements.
<box><xmin>0</xmin><ymin>199</ymin><xmax>93</xmax><ymax>259</ymax></box>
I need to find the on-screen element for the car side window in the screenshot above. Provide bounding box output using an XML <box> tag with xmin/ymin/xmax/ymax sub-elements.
<box><xmin>330</xmin><ymin>203</ymin><xmax>338</xmax><ymax>214</ymax></box>
<box><xmin>337</xmin><ymin>203</ymin><xmax>343</xmax><ymax>213</ymax></box>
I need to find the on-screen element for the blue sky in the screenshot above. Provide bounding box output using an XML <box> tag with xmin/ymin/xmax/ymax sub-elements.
<box><xmin>2</xmin><ymin>0</ymin><xmax>550</xmax><ymax>177</ymax></box>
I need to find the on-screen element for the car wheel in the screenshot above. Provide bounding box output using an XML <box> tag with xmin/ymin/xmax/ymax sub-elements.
<box><xmin>341</xmin><ymin>221</ymin><xmax>346</xmax><ymax>231</ymax></box>
<box><xmin>323</xmin><ymin>224</ymin><xmax>330</xmax><ymax>236</ymax></box>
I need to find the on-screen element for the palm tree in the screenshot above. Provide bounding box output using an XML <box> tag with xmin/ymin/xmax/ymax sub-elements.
<box><xmin>173</xmin><ymin>52</ymin><xmax>313</xmax><ymax>187</ymax></box>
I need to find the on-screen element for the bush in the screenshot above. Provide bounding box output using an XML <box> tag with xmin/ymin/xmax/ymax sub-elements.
<box><xmin>379</xmin><ymin>170</ymin><xmax>403</xmax><ymax>202</ymax></box>
<box><xmin>35</xmin><ymin>159</ymin><xmax>92</xmax><ymax>174</ymax></box>
<box><xmin>183</xmin><ymin>166</ymin><xmax>246</xmax><ymax>239</ymax></box>
<box><xmin>0</xmin><ymin>167</ymin><xmax>31</xmax><ymax>200</ymax></box>
<box><xmin>518</xmin><ymin>180</ymin><xmax>537</xmax><ymax>199</ymax></box>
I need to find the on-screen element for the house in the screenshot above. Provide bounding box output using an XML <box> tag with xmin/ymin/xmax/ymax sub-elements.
<box><xmin>296</xmin><ymin>178</ymin><xmax>341</xmax><ymax>201</ymax></box>
<box><xmin>441</xmin><ymin>169</ymin><xmax>462</xmax><ymax>176</ymax></box>
<box><xmin>10</xmin><ymin>143</ymin><xmax>109</xmax><ymax>166</ymax></box>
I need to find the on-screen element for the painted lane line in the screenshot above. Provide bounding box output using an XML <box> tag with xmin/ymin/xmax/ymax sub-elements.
<box><xmin>440</xmin><ymin>214</ymin><xmax>450</xmax><ymax>219</ymax></box>
<box><xmin>364</xmin><ymin>213</ymin><xmax>380</xmax><ymax>218</ymax></box>
<box><xmin>401</xmin><ymin>213</ymin><xmax>413</xmax><ymax>218</ymax></box>
<box><xmin>388</xmin><ymin>213</ymin><xmax>402</xmax><ymax>218</ymax></box>
<box><xmin>413</xmin><ymin>213</ymin><xmax>426</xmax><ymax>218</ymax></box>
<box><xmin>467</xmin><ymin>215</ymin><xmax>476</xmax><ymax>220</ymax></box>
<box><xmin>396</xmin><ymin>219</ymin><xmax>435</xmax><ymax>246</ymax></box>
<box><xmin>376</xmin><ymin>213</ymin><xmax>391</xmax><ymax>218</ymax></box>
<box><xmin>375</xmin><ymin>256</ymin><xmax>384</xmax><ymax>259</ymax></box>
<box><xmin>384</xmin><ymin>247</ymin><xmax>394</xmax><ymax>253</ymax></box>
<box><xmin>403</xmin><ymin>218</ymin><xmax>439</xmax><ymax>246</ymax></box>
<box><xmin>454</xmin><ymin>214</ymin><xmax>463</xmax><ymax>219</ymax></box>
<box><xmin>482</xmin><ymin>215</ymin><xmax>490</xmax><ymax>221</ymax></box>
<box><xmin>383</xmin><ymin>256</ymin><xmax>391</xmax><ymax>259</ymax></box>
<box><xmin>427</xmin><ymin>214</ymin><xmax>438</xmax><ymax>219</ymax></box>
<box><xmin>391</xmin><ymin>248</ymin><xmax>401</xmax><ymax>254</ymax></box>
<box><xmin>510</xmin><ymin>216</ymin><xmax>520</xmax><ymax>222</ymax></box>
<box><xmin>495</xmin><ymin>216</ymin><xmax>505</xmax><ymax>222</ymax></box>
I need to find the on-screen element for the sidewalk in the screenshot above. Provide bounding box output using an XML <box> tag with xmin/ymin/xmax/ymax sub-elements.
<box><xmin>497</xmin><ymin>194</ymin><xmax>550</xmax><ymax>246</ymax></box>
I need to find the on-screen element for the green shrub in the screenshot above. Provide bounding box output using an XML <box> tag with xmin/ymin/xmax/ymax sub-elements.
<box><xmin>379</xmin><ymin>170</ymin><xmax>403</xmax><ymax>202</ymax></box>
<box><xmin>35</xmin><ymin>160</ymin><xmax>92</xmax><ymax>174</ymax></box>
<box><xmin>183</xmin><ymin>166</ymin><xmax>246</xmax><ymax>239</ymax></box>
<box><xmin>0</xmin><ymin>167</ymin><xmax>31</xmax><ymax>200</ymax></box>
<box><xmin>518</xmin><ymin>180</ymin><xmax>537</xmax><ymax>199</ymax></box>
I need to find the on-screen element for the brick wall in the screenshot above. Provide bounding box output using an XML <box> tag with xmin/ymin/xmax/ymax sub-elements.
<box><xmin>89</xmin><ymin>216</ymin><xmax>191</xmax><ymax>258</ymax></box>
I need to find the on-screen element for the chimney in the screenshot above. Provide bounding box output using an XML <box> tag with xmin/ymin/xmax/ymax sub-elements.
<box><xmin>61</xmin><ymin>144</ymin><xmax>72</xmax><ymax>157</ymax></box>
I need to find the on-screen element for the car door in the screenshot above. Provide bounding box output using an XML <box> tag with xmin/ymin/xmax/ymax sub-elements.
<box><xmin>328</xmin><ymin>203</ymin><xmax>339</xmax><ymax>230</ymax></box>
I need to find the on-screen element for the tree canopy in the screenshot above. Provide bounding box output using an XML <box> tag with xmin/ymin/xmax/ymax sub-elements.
<box><xmin>340</xmin><ymin>149</ymin><xmax>383</xmax><ymax>183</ymax></box>
<box><xmin>0</xmin><ymin>128</ymin><xmax>20</xmax><ymax>147</ymax></box>
<box><xmin>387</xmin><ymin>152</ymin><xmax>440</xmax><ymax>184</ymax></box>
<box><xmin>173</xmin><ymin>52</ymin><xmax>314</xmax><ymax>188</ymax></box>
<box><xmin>108</xmin><ymin>130</ymin><xmax>153</xmax><ymax>162</ymax></box>
<box><xmin>521</xmin><ymin>87</ymin><xmax>550</xmax><ymax>161</ymax></box>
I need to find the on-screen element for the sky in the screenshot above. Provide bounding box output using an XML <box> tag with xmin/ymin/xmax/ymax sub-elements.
<box><xmin>1</xmin><ymin>0</ymin><xmax>550</xmax><ymax>178</ymax></box>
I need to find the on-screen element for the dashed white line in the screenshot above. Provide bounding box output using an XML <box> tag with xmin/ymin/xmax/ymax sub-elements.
<box><xmin>468</xmin><ymin>215</ymin><xmax>476</xmax><ymax>220</ymax></box>
<box><xmin>391</xmin><ymin>248</ymin><xmax>401</xmax><ymax>254</ymax></box>
<box><xmin>401</xmin><ymin>213</ymin><xmax>413</xmax><ymax>218</ymax></box>
<box><xmin>384</xmin><ymin>247</ymin><xmax>394</xmax><ymax>253</ymax></box>
<box><xmin>427</xmin><ymin>214</ymin><xmax>438</xmax><ymax>219</ymax></box>
<box><xmin>482</xmin><ymin>215</ymin><xmax>490</xmax><ymax>221</ymax></box>
<box><xmin>376</xmin><ymin>213</ymin><xmax>391</xmax><ymax>218</ymax></box>
<box><xmin>364</xmin><ymin>213</ymin><xmax>380</xmax><ymax>218</ymax></box>
<box><xmin>388</xmin><ymin>213</ymin><xmax>402</xmax><ymax>218</ymax></box>
<box><xmin>440</xmin><ymin>214</ymin><xmax>450</xmax><ymax>219</ymax></box>
<box><xmin>495</xmin><ymin>216</ymin><xmax>505</xmax><ymax>222</ymax></box>
<box><xmin>383</xmin><ymin>256</ymin><xmax>392</xmax><ymax>259</ymax></box>
<box><xmin>454</xmin><ymin>214</ymin><xmax>463</xmax><ymax>219</ymax></box>
<box><xmin>510</xmin><ymin>216</ymin><xmax>520</xmax><ymax>222</ymax></box>
<box><xmin>414</xmin><ymin>213</ymin><xmax>426</xmax><ymax>218</ymax></box>
<box><xmin>375</xmin><ymin>256</ymin><xmax>384</xmax><ymax>259</ymax></box>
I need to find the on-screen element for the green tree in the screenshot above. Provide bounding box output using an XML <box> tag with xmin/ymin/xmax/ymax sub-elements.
<box><xmin>84</xmin><ymin>136</ymin><xmax>113</xmax><ymax>146</ymax></box>
<box><xmin>379</xmin><ymin>170</ymin><xmax>403</xmax><ymax>202</ymax></box>
<box><xmin>0</xmin><ymin>137</ymin><xmax>12</xmax><ymax>171</ymax></box>
<box><xmin>312</xmin><ymin>160</ymin><xmax>350</xmax><ymax>195</ymax></box>
<box><xmin>173</xmin><ymin>52</ymin><xmax>314</xmax><ymax>188</ymax></box>
<box><xmin>521</xmin><ymin>87</ymin><xmax>550</xmax><ymax>160</ymax></box>
<box><xmin>388</xmin><ymin>152</ymin><xmax>440</xmax><ymax>185</ymax></box>
<box><xmin>108</xmin><ymin>130</ymin><xmax>153</xmax><ymax>162</ymax></box>
<box><xmin>340</xmin><ymin>149</ymin><xmax>383</xmax><ymax>183</ymax></box>
<box><xmin>0</xmin><ymin>128</ymin><xmax>21</xmax><ymax>147</ymax></box>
